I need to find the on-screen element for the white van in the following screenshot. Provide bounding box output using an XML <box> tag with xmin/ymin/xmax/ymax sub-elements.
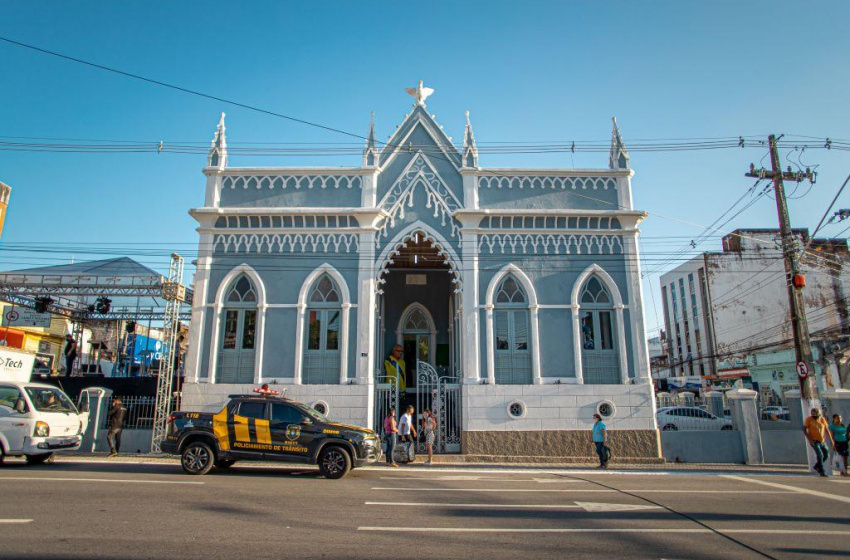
<box><xmin>0</xmin><ymin>381</ymin><xmax>88</xmax><ymax>464</ymax></box>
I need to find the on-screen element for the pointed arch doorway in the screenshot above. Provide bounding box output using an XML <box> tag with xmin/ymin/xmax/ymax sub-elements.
<box><xmin>373</xmin><ymin>228</ymin><xmax>463</xmax><ymax>453</ymax></box>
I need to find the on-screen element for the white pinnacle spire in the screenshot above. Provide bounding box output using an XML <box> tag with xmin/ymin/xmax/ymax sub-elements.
<box><xmin>207</xmin><ymin>112</ymin><xmax>227</xmax><ymax>168</ymax></box>
<box><xmin>609</xmin><ymin>117</ymin><xmax>629</xmax><ymax>170</ymax></box>
<box><xmin>363</xmin><ymin>111</ymin><xmax>378</xmax><ymax>167</ymax></box>
<box><xmin>462</xmin><ymin>110</ymin><xmax>478</xmax><ymax>168</ymax></box>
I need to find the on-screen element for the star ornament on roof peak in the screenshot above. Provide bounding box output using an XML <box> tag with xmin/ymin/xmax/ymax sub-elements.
<box><xmin>404</xmin><ymin>80</ymin><xmax>434</xmax><ymax>107</ymax></box>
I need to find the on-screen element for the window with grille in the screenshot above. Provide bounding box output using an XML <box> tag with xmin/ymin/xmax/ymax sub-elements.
<box><xmin>579</xmin><ymin>276</ymin><xmax>620</xmax><ymax>384</ymax></box>
<box><xmin>303</xmin><ymin>274</ymin><xmax>342</xmax><ymax>384</ymax></box>
<box><xmin>494</xmin><ymin>275</ymin><xmax>532</xmax><ymax>384</ymax></box>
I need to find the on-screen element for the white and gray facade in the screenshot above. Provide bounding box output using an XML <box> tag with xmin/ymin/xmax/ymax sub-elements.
<box><xmin>181</xmin><ymin>87</ymin><xmax>659</xmax><ymax>458</ymax></box>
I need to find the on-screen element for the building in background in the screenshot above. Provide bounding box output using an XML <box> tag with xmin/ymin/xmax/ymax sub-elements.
<box><xmin>659</xmin><ymin>229</ymin><xmax>850</xmax><ymax>401</ymax></box>
<box><xmin>646</xmin><ymin>332</ymin><xmax>669</xmax><ymax>381</ymax></box>
<box><xmin>182</xmin><ymin>85</ymin><xmax>659</xmax><ymax>459</ymax></box>
<box><xmin>0</xmin><ymin>181</ymin><xmax>11</xmax><ymax>240</ymax></box>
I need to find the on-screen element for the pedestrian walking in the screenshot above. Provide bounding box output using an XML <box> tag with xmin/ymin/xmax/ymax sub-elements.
<box><xmin>106</xmin><ymin>396</ymin><xmax>126</xmax><ymax>457</ymax></box>
<box><xmin>63</xmin><ymin>334</ymin><xmax>78</xmax><ymax>376</ymax></box>
<box><xmin>803</xmin><ymin>408</ymin><xmax>835</xmax><ymax>476</ymax></box>
<box><xmin>591</xmin><ymin>413</ymin><xmax>609</xmax><ymax>468</ymax></box>
<box><xmin>829</xmin><ymin>413</ymin><xmax>849</xmax><ymax>477</ymax></box>
<box><xmin>399</xmin><ymin>405</ymin><xmax>417</xmax><ymax>444</ymax></box>
<box><xmin>383</xmin><ymin>407</ymin><xmax>398</xmax><ymax>467</ymax></box>
<box><xmin>421</xmin><ymin>409</ymin><xmax>437</xmax><ymax>466</ymax></box>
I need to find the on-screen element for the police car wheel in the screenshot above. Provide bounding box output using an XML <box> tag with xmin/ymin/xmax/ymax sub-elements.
<box><xmin>182</xmin><ymin>442</ymin><xmax>215</xmax><ymax>475</ymax></box>
<box><xmin>319</xmin><ymin>446</ymin><xmax>351</xmax><ymax>479</ymax></box>
<box><xmin>214</xmin><ymin>459</ymin><xmax>236</xmax><ymax>469</ymax></box>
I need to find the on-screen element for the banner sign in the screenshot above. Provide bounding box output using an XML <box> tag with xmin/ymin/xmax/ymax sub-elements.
<box><xmin>0</xmin><ymin>347</ymin><xmax>36</xmax><ymax>382</ymax></box>
<box><xmin>667</xmin><ymin>376</ymin><xmax>703</xmax><ymax>390</ymax></box>
<box><xmin>1</xmin><ymin>308</ymin><xmax>51</xmax><ymax>328</ymax></box>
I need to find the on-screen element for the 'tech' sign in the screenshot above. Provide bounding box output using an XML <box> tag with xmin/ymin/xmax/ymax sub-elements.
<box><xmin>0</xmin><ymin>347</ymin><xmax>36</xmax><ymax>382</ymax></box>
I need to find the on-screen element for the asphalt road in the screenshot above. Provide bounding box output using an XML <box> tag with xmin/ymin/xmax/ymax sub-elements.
<box><xmin>0</xmin><ymin>458</ymin><xmax>849</xmax><ymax>560</ymax></box>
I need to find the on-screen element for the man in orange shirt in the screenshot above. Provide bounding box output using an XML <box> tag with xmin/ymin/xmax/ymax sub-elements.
<box><xmin>803</xmin><ymin>408</ymin><xmax>835</xmax><ymax>476</ymax></box>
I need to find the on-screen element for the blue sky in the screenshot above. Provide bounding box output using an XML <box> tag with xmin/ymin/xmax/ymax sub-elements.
<box><xmin>1</xmin><ymin>1</ymin><xmax>848</xmax><ymax>336</ymax></box>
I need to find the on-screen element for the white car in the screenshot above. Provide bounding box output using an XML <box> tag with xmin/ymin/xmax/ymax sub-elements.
<box><xmin>0</xmin><ymin>381</ymin><xmax>88</xmax><ymax>464</ymax></box>
<box><xmin>656</xmin><ymin>406</ymin><xmax>734</xmax><ymax>431</ymax></box>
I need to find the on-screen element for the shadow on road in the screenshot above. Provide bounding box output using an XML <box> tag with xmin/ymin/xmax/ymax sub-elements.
<box><xmin>0</xmin><ymin>459</ymin><xmax>330</xmax><ymax>479</ymax></box>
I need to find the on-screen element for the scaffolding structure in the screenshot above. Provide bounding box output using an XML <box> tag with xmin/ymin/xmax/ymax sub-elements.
<box><xmin>0</xmin><ymin>255</ymin><xmax>191</xmax><ymax>438</ymax></box>
<box><xmin>151</xmin><ymin>253</ymin><xmax>185</xmax><ymax>453</ymax></box>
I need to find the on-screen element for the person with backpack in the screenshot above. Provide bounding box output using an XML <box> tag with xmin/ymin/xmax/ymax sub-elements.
<box><xmin>383</xmin><ymin>408</ymin><xmax>398</xmax><ymax>467</ymax></box>
<box><xmin>591</xmin><ymin>413</ymin><xmax>610</xmax><ymax>468</ymax></box>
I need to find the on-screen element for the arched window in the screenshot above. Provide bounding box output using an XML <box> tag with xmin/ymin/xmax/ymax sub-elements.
<box><xmin>494</xmin><ymin>275</ymin><xmax>532</xmax><ymax>384</ymax></box>
<box><xmin>579</xmin><ymin>276</ymin><xmax>620</xmax><ymax>384</ymax></box>
<box><xmin>217</xmin><ymin>274</ymin><xmax>258</xmax><ymax>383</ymax></box>
<box><xmin>303</xmin><ymin>274</ymin><xmax>341</xmax><ymax>384</ymax></box>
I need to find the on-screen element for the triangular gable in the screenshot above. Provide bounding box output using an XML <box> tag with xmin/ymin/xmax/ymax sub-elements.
<box><xmin>377</xmin><ymin>153</ymin><xmax>462</xmax><ymax>242</ymax></box>
<box><xmin>378</xmin><ymin>105</ymin><xmax>462</xmax><ymax>170</ymax></box>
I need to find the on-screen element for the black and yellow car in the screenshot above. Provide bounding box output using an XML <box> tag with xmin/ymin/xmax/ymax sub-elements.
<box><xmin>161</xmin><ymin>389</ymin><xmax>382</xmax><ymax>479</ymax></box>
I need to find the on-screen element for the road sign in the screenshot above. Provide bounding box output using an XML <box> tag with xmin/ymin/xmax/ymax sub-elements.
<box><xmin>796</xmin><ymin>361</ymin><xmax>809</xmax><ymax>379</ymax></box>
<box><xmin>1</xmin><ymin>308</ymin><xmax>51</xmax><ymax>328</ymax></box>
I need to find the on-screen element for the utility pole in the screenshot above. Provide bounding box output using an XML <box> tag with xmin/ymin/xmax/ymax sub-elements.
<box><xmin>746</xmin><ymin>134</ymin><xmax>818</xmax><ymax>412</ymax></box>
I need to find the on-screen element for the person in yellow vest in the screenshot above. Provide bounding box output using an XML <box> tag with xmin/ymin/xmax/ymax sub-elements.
<box><xmin>384</xmin><ymin>344</ymin><xmax>407</xmax><ymax>391</ymax></box>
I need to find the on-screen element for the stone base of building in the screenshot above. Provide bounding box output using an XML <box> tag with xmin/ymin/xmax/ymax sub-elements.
<box><xmin>462</xmin><ymin>429</ymin><xmax>661</xmax><ymax>461</ymax></box>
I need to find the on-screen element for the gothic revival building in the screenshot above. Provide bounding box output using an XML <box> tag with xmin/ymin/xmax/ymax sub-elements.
<box><xmin>183</xmin><ymin>84</ymin><xmax>659</xmax><ymax>459</ymax></box>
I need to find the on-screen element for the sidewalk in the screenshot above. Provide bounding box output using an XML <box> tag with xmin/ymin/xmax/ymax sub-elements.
<box><xmin>57</xmin><ymin>452</ymin><xmax>809</xmax><ymax>475</ymax></box>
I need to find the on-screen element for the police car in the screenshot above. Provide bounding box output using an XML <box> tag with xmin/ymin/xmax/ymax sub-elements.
<box><xmin>161</xmin><ymin>388</ymin><xmax>382</xmax><ymax>479</ymax></box>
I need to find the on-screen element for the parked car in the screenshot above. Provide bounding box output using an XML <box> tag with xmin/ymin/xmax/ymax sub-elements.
<box><xmin>0</xmin><ymin>381</ymin><xmax>89</xmax><ymax>464</ymax></box>
<box><xmin>760</xmin><ymin>406</ymin><xmax>790</xmax><ymax>421</ymax></box>
<box><xmin>162</xmin><ymin>387</ymin><xmax>381</xmax><ymax>478</ymax></box>
<box><xmin>656</xmin><ymin>406</ymin><xmax>734</xmax><ymax>431</ymax></box>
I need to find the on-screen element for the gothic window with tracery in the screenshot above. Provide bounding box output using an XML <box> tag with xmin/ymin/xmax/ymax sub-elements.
<box><xmin>304</xmin><ymin>274</ymin><xmax>342</xmax><ymax>384</ymax></box>
<box><xmin>217</xmin><ymin>274</ymin><xmax>258</xmax><ymax>383</ymax></box>
<box><xmin>494</xmin><ymin>274</ymin><xmax>532</xmax><ymax>384</ymax></box>
<box><xmin>579</xmin><ymin>275</ymin><xmax>619</xmax><ymax>384</ymax></box>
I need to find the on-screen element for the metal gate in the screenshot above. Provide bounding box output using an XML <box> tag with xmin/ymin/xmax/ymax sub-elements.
<box><xmin>416</xmin><ymin>362</ymin><xmax>462</xmax><ymax>454</ymax></box>
<box><xmin>373</xmin><ymin>373</ymin><xmax>399</xmax><ymax>435</ymax></box>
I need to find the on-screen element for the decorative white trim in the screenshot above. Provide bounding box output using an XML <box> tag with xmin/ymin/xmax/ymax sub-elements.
<box><xmin>484</xmin><ymin>264</ymin><xmax>542</xmax><ymax>385</ymax></box>
<box><xmin>479</xmin><ymin>233</ymin><xmax>623</xmax><ymax>255</ymax></box>
<box><xmin>213</xmin><ymin>233</ymin><xmax>359</xmax><ymax>254</ymax></box>
<box><xmin>375</xmin><ymin>222</ymin><xmax>463</xmax><ymax>293</ymax></box>
<box><xmin>377</xmin><ymin>155</ymin><xmax>462</xmax><ymax>241</ymax></box>
<box><xmin>478</xmin><ymin>175</ymin><xmax>617</xmax><ymax>190</ymax></box>
<box><xmin>378</xmin><ymin>110</ymin><xmax>461</xmax><ymax>172</ymax></box>
<box><xmin>294</xmin><ymin>264</ymin><xmax>352</xmax><ymax>385</ymax></box>
<box><xmin>208</xmin><ymin>264</ymin><xmax>267</xmax><ymax>385</ymax></box>
<box><xmin>395</xmin><ymin>303</ymin><xmax>437</xmax><ymax>368</ymax></box>
<box><xmin>571</xmin><ymin>264</ymin><xmax>628</xmax><ymax>385</ymax></box>
<box><xmin>221</xmin><ymin>174</ymin><xmax>362</xmax><ymax>190</ymax></box>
